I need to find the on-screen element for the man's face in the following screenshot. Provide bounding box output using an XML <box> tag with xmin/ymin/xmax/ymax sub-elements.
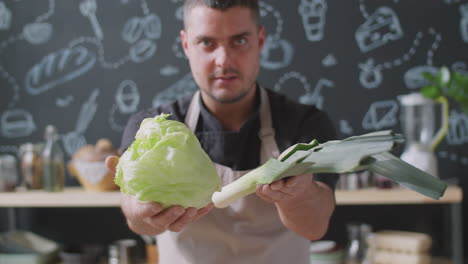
<box><xmin>181</xmin><ymin>5</ymin><xmax>265</xmax><ymax>104</ymax></box>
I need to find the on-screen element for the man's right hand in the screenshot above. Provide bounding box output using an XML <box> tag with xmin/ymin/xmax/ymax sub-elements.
<box><xmin>105</xmin><ymin>155</ymin><xmax>214</xmax><ymax>235</ymax></box>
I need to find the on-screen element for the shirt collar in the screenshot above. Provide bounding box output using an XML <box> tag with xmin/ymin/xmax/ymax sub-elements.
<box><xmin>198</xmin><ymin>85</ymin><xmax>261</xmax><ymax>132</ymax></box>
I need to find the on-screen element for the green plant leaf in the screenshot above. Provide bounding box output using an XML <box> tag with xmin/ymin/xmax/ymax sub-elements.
<box><xmin>421</xmin><ymin>85</ymin><xmax>441</xmax><ymax>99</ymax></box>
<box><xmin>421</xmin><ymin>72</ymin><xmax>438</xmax><ymax>83</ymax></box>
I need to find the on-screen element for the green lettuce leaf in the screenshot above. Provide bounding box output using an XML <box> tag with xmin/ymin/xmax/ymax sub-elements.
<box><xmin>115</xmin><ymin>113</ymin><xmax>221</xmax><ymax>208</ymax></box>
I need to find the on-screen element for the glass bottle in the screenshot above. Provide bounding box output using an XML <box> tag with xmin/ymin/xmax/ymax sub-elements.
<box><xmin>41</xmin><ymin>125</ymin><xmax>65</xmax><ymax>192</ymax></box>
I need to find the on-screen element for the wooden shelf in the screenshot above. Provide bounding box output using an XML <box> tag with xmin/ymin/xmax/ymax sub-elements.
<box><xmin>335</xmin><ymin>185</ymin><xmax>462</xmax><ymax>205</ymax></box>
<box><xmin>0</xmin><ymin>187</ymin><xmax>121</xmax><ymax>207</ymax></box>
<box><xmin>0</xmin><ymin>185</ymin><xmax>462</xmax><ymax>208</ymax></box>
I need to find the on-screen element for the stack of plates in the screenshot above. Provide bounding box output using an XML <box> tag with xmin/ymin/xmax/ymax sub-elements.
<box><xmin>0</xmin><ymin>230</ymin><xmax>59</xmax><ymax>264</ymax></box>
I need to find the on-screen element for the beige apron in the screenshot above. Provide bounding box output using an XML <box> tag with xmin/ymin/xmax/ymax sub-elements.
<box><xmin>157</xmin><ymin>88</ymin><xmax>310</xmax><ymax>264</ymax></box>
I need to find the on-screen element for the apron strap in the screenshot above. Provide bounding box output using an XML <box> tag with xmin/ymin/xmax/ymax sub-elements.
<box><xmin>258</xmin><ymin>87</ymin><xmax>280</xmax><ymax>162</ymax></box>
<box><xmin>184</xmin><ymin>91</ymin><xmax>200</xmax><ymax>131</ymax></box>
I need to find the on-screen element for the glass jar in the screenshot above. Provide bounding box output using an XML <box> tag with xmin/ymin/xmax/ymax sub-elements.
<box><xmin>20</xmin><ymin>143</ymin><xmax>43</xmax><ymax>189</ymax></box>
<box><xmin>0</xmin><ymin>154</ymin><xmax>18</xmax><ymax>191</ymax></box>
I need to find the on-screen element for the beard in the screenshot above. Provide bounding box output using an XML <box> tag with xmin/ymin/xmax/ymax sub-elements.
<box><xmin>203</xmin><ymin>68</ymin><xmax>256</xmax><ymax>104</ymax></box>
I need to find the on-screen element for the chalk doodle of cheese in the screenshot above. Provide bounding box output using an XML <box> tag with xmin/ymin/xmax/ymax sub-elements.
<box><xmin>0</xmin><ymin>109</ymin><xmax>36</xmax><ymax>138</ymax></box>
<box><xmin>355</xmin><ymin>7</ymin><xmax>403</xmax><ymax>53</ymax></box>
<box><xmin>152</xmin><ymin>73</ymin><xmax>198</xmax><ymax>108</ymax></box>
<box><xmin>24</xmin><ymin>45</ymin><xmax>97</xmax><ymax>95</ymax></box>
<box><xmin>460</xmin><ymin>4</ymin><xmax>468</xmax><ymax>43</ymax></box>
<box><xmin>403</xmin><ymin>65</ymin><xmax>439</xmax><ymax>90</ymax></box>
<box><xmin>362</xmin><ymin>100</ymin><xmax>399</xmax><ymax>130</ymax></box>
<box><xmin>298</xmin><ymin>0</ymin><xmax>327</xmax><ymax>42</ymax></box>
<box><xmin>115</xmin><ymin>79</ymin><xmax>140</xmax><ymax>114</ymax></box>
<box><xmin>23</xmin><ymin>22</ymin><xmax>53</xmax><ymax>45</ymax></box>
<box><xmin>0</xmin><ymin>2</ymin><xmax>11</xmax><ymax>30</ymax></box>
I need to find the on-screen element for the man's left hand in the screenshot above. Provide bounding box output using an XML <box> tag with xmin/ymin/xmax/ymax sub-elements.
<box><xmin>255</xmin><ymin>174</ymin><xmax>314</xmax><ymax>206</ymax></box>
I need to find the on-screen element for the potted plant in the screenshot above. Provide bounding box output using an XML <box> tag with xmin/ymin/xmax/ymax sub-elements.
<box><xmin>397</xmin><ymin>67</ymin><xmax>468</xmax><ymax>176</ymax></box>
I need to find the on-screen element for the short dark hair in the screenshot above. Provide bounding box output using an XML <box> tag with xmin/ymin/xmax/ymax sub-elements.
<box><xmin>183</xmin><ymin>0</ymin><xmax>260</xmax><ymax>29</ymax></box>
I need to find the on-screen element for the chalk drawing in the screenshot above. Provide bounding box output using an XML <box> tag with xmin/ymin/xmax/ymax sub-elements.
<box><xmin>462</xmin><ymin>157</ymin><xmax>468</xmax><ymax>165</ymax></box>
<box><xmin>143</xmin><ymin>14</ymin><xmax>162</xmax><ymax>40</ymax></box>
<box><xmin>172</xmin><ymin>36</ymin><xmax>186</xmax><ymax>59</ymax></box>
<box><xmin>0</xmin><ymin>109</ymin><xmax>36</xmax><ymax>138</ymax></box>
<box><xmin>404</xmin><ymin>65</ymin><xmax>439</xmax><ymax>90</ymax></box>
<box><xmin>62</xmin><ymin>89</ymin><xmax>99</xmax><ymax>156</ymax></box>
<box><xmin>80</xmin><ymin>0</ymin><xmax>104</xmax><ymax>40</ymax></box>
<box><xmin>56</xmin><ymin>95</ymin><xmax>74</xmax><ymax>108</ymax></box>
<box><xmin>259</xmin><ymin>1</ymin><xmax>283</xmax><ymax>40</ymax></box>
<box><xmin>0</xmin><ymin>0</ymin><xmax>56</xmax><ymax>108</ymax></box>
<box><xmin>362</xmin><ymin>100</ymin><xmax>399</xmax><ymax>130</ymax></box>
<box><xmin>339</xmin><ymin>120</ymin><xmax>354</xmax><ymax>135</ymax></box>
<box><xmin>358</xmin><ymin>29</ymin><xmax>439</xmax><ymax>89</ymax></box>
<box><xmin>160</xmin><ymin>65</ymin><xmax>180</xmax><ymax>76</ymax></box>
<box><xmin>0</xmin><ymin>64</ymin><xmax>20</xmax><ymax>108</ymax></box>
<box><xmin>274</xmin><ymin>71</ymin><xmax>310</xmax><ymax>98</ymax></box>
<box><xmin>258</xmin><ymin>2</ymin><xmax>293</xmax><ymax>70</ymax></box>
<box><xmin>359</xmin><ymin>59</ymin><xmax>383</xmax><ymax>89</ymax></box>
<box><xmin>116</xmin><ymin>80</ymin><xmax>140</xmax><ymax>114</ymax></box>
<box><xmin>122</xmin><ymin>14</ymin><xmax>162</xmax><ymax>44</ymax></box>
<box><xmin>69</xmin><ymin>3</ymin><xmax>160</xmax><ymax>69</ymax></box>
<box><xmin>123</xmin><ymin>17</ymin><xmax>144</xmax><ymax>44</ymax></box>
<box><xmin>69</xmin><ymin>37</ymin><xmax>130</xmax><ymax>69</ymax></box>
<box><xmin>438</xmin><ymin>151</ymin><xmax>468</xmax><ymax>166</ymax></box>
<box><xmin>261</xmin><ymin>36</ymin><xmax>294</xmax><ymax>70</ymax></box>
<box><xmin>108</xmin><ymin>104</ymin><xmax>131</xmax><ymax>132</ymax></box>
<box><xmin>439</xmin><ymin>151</ymin><xmax>449</xmax><ymax>159</ymax></box>
<box><xmin>274</xmin><ymin>72</ymin><xmax>333</xmax><ymax>110</ymax></box>
<box><xmin>140</xmin><ymin>0</ymin><xmax>150</xmax><ymax>16</ymax></box>
<box><xmin>0</xmin><ymin>2</ymin><xmax>11</xmax><ymax>30</ymax></box>
<box><xmin>452</xmin><ymin>61</ymin><xmax>468</xmax><ymax>75</ymax></box>
<box><xmin>24</xmin><ymin>45</ymin><xmax>97</xmax><ymax>95</ymax></box>
<box><xmin>460</xmin><ymin>4</ymin><xmax>468</xmax><ymax>43</ymax></box>
<box><xmin>445</xmin><ymin>110</ymin><xmax>468</xmax><ymax>146</ymax></box>
<box><xmin>152</xmin><ymin>73</ymin><xmax>198</xmax><ymax>108</ymax></box>
<box><xmin>298</xmin><ymin>79</ymin><xmax>334</xmax><ymax>109</ymax></box>
<box><xmin>175</xmin><ymin>5</ymin><xmax>184</xmax><ymax>21</ymax></box>
<box><xmin>23</xmin><ymin>22</ymin><xmax>53</xmax><ymax>45</ymax></box>
<box><xmin>298</xmin><ymin>0</ymin><xmax>327</xmax><ymax>42</ymax></box>
<box><xmin>122</xmin><ymin>14</ymin><xmax>161</xmax><ymax>63</ymax></box>
<box><xmin>35</xmin><ymin>0</ymin><xmax>55</xmax><ymax>22</ymax></box>
<box><xmin>62</xmin><ymin>131</ymin><xmax>87</xmax><ymax>157</ymax></box>
<box><xmin>322</xmin><ymin>54</ymin><xmax>337</xmax><ymax>67</ymax></box>
<box><xmin>129</xmin><ymin>39</ymin><xmax>157</xmax><ymax>63</ymax></box>
<box><xmin>356</xmin><ymin>6</ymin><xmax>403</xmax><ymax>53</ymax></box>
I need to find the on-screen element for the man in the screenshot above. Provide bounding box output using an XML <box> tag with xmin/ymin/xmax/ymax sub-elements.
<box><xmin>106</xmin><ymin>0</ymin><xmax>337</xmax><ymax>263</ymax></box>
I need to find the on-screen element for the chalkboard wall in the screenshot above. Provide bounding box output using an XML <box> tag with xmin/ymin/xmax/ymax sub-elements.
<box><xmin>0</xmin><ymin>0</ymin><xmax>467</xmax><ymax>258</ymax></box>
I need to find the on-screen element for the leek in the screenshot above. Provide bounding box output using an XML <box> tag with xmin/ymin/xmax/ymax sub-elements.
<box><xmin>211</xmin><ymin>131</ymin><xmax>447</xmax><ymax>208</ymax></box>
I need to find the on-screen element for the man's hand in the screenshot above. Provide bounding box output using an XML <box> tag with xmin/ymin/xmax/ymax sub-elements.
<box><xmin>105</xmin><ymin>156</ymin><xmax>214</xmax><ymax>235</ymax></box>
<box><xmin>255</xmin><ymin>174</ymin><xmax>313</xmax><ymax>206</ymax></box>
<box><xmin>255</xmin><ymin>173</ymin><xmax>335</xmax><ymax>241</ymax></box>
